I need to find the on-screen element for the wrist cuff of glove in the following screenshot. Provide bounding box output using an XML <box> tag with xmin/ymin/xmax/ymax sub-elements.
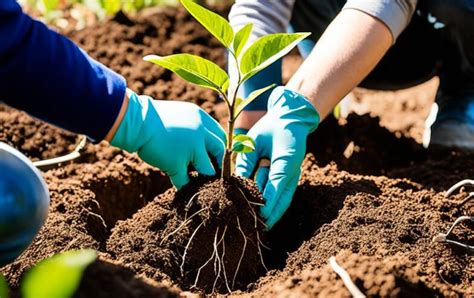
<box><xmin>267</xmin><ymin>86</ymin><xmax>320</xmax><ymax>132</ymax></box>
<box><xmin>110</xmin><ymin>89</ymin><xmax>148</xmax><ymax>153</ymax></box>
<box><xmin>233</xmin><ymin>128</ymin><xmax>249</xmax><ymax>135</ymax></box>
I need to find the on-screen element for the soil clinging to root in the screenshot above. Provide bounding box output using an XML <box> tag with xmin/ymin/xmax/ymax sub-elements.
<box><xmin>0</xmin><ymin>5</ymin><xmax>473</xmax><ymax>297</ymax></box>
<box><xmin>108</xmin><ymin>175</ymin><xmax>267</xmax><ymax>294</ymax></box>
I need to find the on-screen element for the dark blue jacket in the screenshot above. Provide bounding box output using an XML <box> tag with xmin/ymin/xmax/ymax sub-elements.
<box><xmin>0</xmin><ymin>0</ymin><xmax>126</xmax><ymax>141</ymax></box>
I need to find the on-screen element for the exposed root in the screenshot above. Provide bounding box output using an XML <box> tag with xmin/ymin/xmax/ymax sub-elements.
<box><xmin>329</xmin><ymin>256</ymin><xmax>366</xmax><ymax>298</ymax></box>
<box><xmin>257</xmin><ymin>236</ymin><xmax>269</xmax><ymax>272</ymax></box>
<box><xmin>236</xmin><ymin>185</ymin><xmax>267</xmax><ymax>228</ymax></box>
<box><xmin>233</xmin><ymin>216</ymin><xmax>248</xmax><ymax>288</ymax></box>
<box><xmin>185</xmin><ymin>190</ymin><xmax>203</xmax><ymax>219</ymax></box>
<box><xmin>212</xmin><ymin>226</ymin><xmax>229</xmax><ymax>293</ymax></box>
<box><xmin>247</xmin><ymin>200</ymin><xmax>265</xmax><ymax>207</ymax></box>
<box><xmin>193</xmin><ymin>227</ymin><xmax>219</xmax><ymax>289</ymax></box>
<box><xmin>220</xmin><ymin>228</ymin><xmax>232</xmax><ymax>293</ymax></box>
<box><xmin>160</xmin><ymin>207</ymin><xmax>209</xmax><ymax>245</ymax></box>
<box><xmin>180</xmin><ymin>220</ymin><xmax>205</xmax><ymax>276</ymax></box>
<box><xmin>173</xmin><ymin>181</ymin><xmax>268</xmax><ymax>293</ymax></box>
<box><xmin>257</xmin><ymin>231</ymin><xmax>271</xmax><ymax>251</ymax></box>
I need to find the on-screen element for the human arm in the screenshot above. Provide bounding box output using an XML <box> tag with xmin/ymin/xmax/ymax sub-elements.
<box><xmin>287</xmin><ymin>9</ymin><xmax>392</xmax><ymax>119</ymax></box>
<box><xmin>231</xmin><ymin>0</ymin><xmax>417</xmax><ymax>128</ymax></box>
<box><xmin>0</xmin><ymin>0</ymin><xmax>126</xmax><ymax>141</ymax></box>
<box><xmin>235</xmin><ymin>1</ymin><xmax>416</xmax><ymax>228</ymax></box>
<box><xmin>0</xmin><ymin>0</ymin><xmax>226</xmax><ymax>188</ymax></box>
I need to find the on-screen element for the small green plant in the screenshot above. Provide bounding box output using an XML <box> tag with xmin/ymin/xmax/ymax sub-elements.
<box><xmin>21</xmin><ymin>249</ymin><xmax>97</xmax><ymax>298</ymax></box>
<box><xmin>144</xmin><ymin>0</ymin><xmax>310</xmax><ymax>178</ymax></box>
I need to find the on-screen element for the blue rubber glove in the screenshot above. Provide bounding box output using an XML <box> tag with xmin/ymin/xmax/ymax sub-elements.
<box><xmin>238</xmin><ymin>59</ymin><xmax>283</xmax><ymax>111</ymax></box>
<box><xmin>111</xmin><ymin>90</ymin><xmax>226</xmax><ymax>189</ymax></box>
<box><xmin>0</xmin><ymin>143</ymin><xmax>49</xmax><ymax>267</ymax></box>
<box><xmin>236</xmin><ymin>87</ymin><xmax>320</xmax><ymax>229</ymax></box>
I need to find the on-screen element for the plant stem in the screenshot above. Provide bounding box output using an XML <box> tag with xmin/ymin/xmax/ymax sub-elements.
<box><xmin>222</xmin><ymin>96</ymin><xmax>235</xmax><ymax>178</ymax></box>
<box><xmin>218</xmin><ymin>89</ymin><xmax>232</xmax><ymax>178</ymax></box>
<box><xmin>222</xmin><ymin>119</ymin><xmax>235</xmax><ymax>178</ymax></box>
<box><xmin>221</xmin><ymin>50</ymin><xmax>243</xmax><ymax>179</ymax></box>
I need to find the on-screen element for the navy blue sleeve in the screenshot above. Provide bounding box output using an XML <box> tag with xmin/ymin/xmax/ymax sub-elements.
<box><xmin>0</xmin><ymin>0</ymin><xmax>126</xmax><ymax>142</ymax></box>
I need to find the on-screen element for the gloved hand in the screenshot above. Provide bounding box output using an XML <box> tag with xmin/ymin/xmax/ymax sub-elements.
<box><xmin>0</xmin><ymin>143</ymin><xmax>49</xmax><ymax>267</ymax></box>
<box><xmin>235</xmin><ymin>86</ymin><xmax>320</xmax><ymax>229</ymax></box>
<box><xmin>111</xmin><ymin>90</ymin><xmax>226</xmax><ymax>189</ymax></box>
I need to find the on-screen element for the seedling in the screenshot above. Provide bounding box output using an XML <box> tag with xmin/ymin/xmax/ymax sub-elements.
<box><xmin>144</xmin><ymin>0</ymin><xmax>310</xmax><ymax>178</ymax></box>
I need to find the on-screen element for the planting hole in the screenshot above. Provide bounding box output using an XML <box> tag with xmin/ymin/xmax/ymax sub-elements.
<box><xmin>84</xmin><ymin>170</ymin><xmax>171</xmax><ymax>241</ymax></box>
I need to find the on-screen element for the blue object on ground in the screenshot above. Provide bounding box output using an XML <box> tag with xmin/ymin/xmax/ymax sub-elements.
<box><xmin>0</xmin><ymin>142</ymin><xmax>49</xmax><ymax>267</ymax></box>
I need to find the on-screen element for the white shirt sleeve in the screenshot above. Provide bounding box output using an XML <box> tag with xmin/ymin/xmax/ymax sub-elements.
<box><xmin>228</xmin><ymin>0</ymin><xmax>296</xmax><ymax>42</ymax></box>
<box><xmin>343</xmin><ymin>0</ymin><xmax>418</xmax><ymax>43</ymax></box>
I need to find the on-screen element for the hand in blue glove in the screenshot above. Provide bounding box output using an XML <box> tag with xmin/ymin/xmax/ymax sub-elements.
<box><xmin>0</xmin><ymin>143</ymin><xmax>49</xmax><ymax>266</ymax></box>
<box><xmin>235</xmin><ymin>86</ymin><xmax>320</xmax><ymax>229</ymax></box>
<box><xmin>111</xmin><ymin>90</ymin><xmax>226</xmax><ymax>189</ymax></box>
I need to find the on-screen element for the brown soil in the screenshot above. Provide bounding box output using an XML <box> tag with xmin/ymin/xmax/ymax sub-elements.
<box><xmin>253</xmin><ymin>250</ymin><xmax>438</xmax><ymax>297</ymax></box>
<box><xmin>1</xmin><ymin>6</ymin><xmax>472</xmax><ymax>297</ymax></box>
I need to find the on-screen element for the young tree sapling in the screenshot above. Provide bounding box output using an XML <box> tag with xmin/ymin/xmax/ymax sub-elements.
<box><xmin>144</xmin><ymin>0</ymin><xmax>310</xmax><ymax>178</ymax></box>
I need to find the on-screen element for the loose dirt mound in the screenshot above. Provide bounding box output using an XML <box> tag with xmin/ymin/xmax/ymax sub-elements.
<box><xmin>254</xmin><ymin>251</ymin><xmax>438</xmax><ymax>297</ymax></box>
<box><xmin>76</xmin><ymin>254</ymin><xmax>180</xmax><ymax>298</ymax></box>
<box><xmin>1</xmin><ymin>6</ymin><xmax>472</xmax><ymax>297</ymax></box>
<box><xmin>260</xmin><ymin>154</ymin><xmax>472</xmax><ymax>297</ymax></box>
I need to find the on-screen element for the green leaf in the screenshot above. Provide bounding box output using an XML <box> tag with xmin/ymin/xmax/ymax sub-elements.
<box><xmin>233</xmin><ymin>24</ymin><xmax>253</xmax><ymax>57</ymax></box>
<box><xmin>144</xmin><ymin>54</ymin><xmax>230</xmax><ymax>93</ymax></box>
<box><xmin>180</xmin><ymin>0</ymin><xmax>234</xmax><ymax>48</ymax></box>
<box><xmin>240</xmin><ymin>33</ymin><xmax>311</xmax><ymax>82</ymax></box>
<box><xmin>0</xmin><ymin>274</ymin><xmax>8</xmax><ymax>298</ymax></box>
<box><xmin>233</xmin><ymin>97</ymin><xmax>243</xmax><ymax>111</ymax></box>
<box><xmin>333</xmin><ymin>103</ymin><xmax>341</xmax><ymax>119</ymax></box>
<box><xmin>41</xmin><ymin>0</ymin><xmax>60</xmax><ymax>13</ymax></box>
<box><xmin>232</xmin><ymin>135</ymin><xmax>256</xmax><ymax>153</ymax></box>
<box><xmin>234</xmin><ymin>84</ymin><xmax>276</xmax><ymax>118</ymax></box>
<box><xmin>22</xmin><ymin>249</ymin><xmax>97</xmax><ymax>298</ymax></box>
<box><xmin>102</xmin><ymin>0</ymin><xmax>121</xmax><ymax>15</ymax></box>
